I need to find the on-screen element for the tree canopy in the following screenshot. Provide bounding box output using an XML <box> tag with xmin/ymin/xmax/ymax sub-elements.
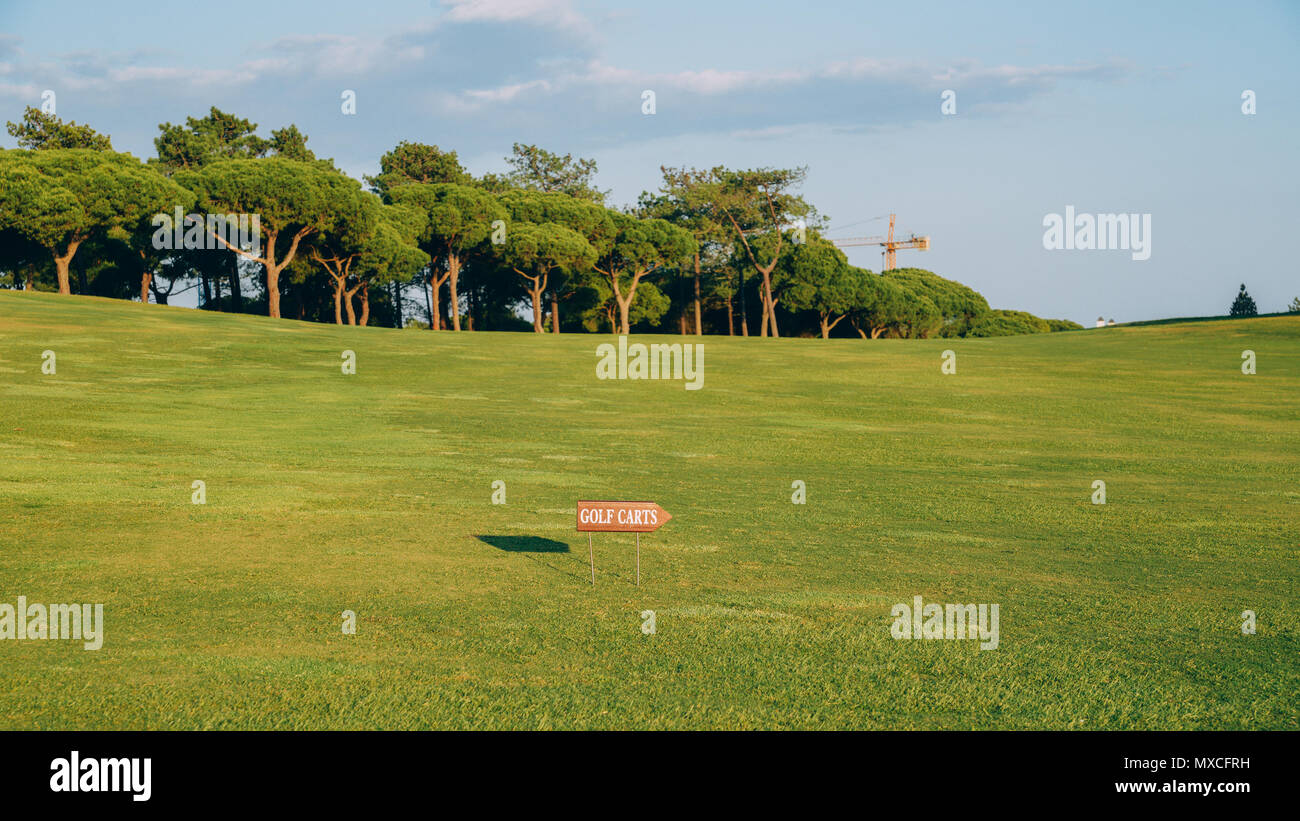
<box><xmin>177</xmin><ymin>158</ymin><xmax>344</xmax><ymax>318</ymax></box>
<box><xmin>1229</xmin><ymin>284</ymin><xmax>1258</xmax><ymax>317</ymax></box>
<box><xmin>712</xmin><ymin>166</ymin><xmax>816</xmax><ymax>337</ymax></box>
<box><xmin>968</xmin><ymin>309</ymin><xmax>1052</xmax><ymax>337</ymax></box>
<box><xmin>502</xmin><ymin>143</ymin><xmax>606</xmax><ymax>203</ymax></box>
<box><xmin>366</xmin><ymin>141</ymin><xmax>470</xmax><ymax>199</ymax></box>
<box><xmin>389</xmin><ymin>182</ymin><xmax>506</xmax><ymax>331</ymax></box>
<box><xmin>882</xmin><ymin>267</ymin><xmax>990</xmax><ymax>337</ymax></box>
<box><xmin>6</xmin><ymin>106</ymin><xmax>113</xmax><ymax>151</ymax></box>
<box><xmin>0</xmin><ymin>105</ymin><xmax>1087</xmax><ymax>338</ymax></box>
<box><xmin>0</xmin><ymin>148</ymin><xmax>189</xmax><ymax>293</ymax></box>
<box><xmin>594</xmin><ymin>212</ymin><xmax>696</xmax><ymax>334</ymax></box>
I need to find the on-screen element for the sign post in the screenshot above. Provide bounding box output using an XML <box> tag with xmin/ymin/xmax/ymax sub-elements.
<box><xmin>576</xmin><ymin>500</ymin><xmax>672</xmax><ymax>586</ymax></box>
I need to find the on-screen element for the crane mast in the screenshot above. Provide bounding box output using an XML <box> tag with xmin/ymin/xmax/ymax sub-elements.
<box><xmin>829</xmin><ymin>213</ymin><xmax>930</xmax><ymax>270</ymax></box>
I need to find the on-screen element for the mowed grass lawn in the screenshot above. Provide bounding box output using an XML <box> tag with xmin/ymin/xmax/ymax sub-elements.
<box><xmin>0</xmin><ymin>289</ymin><xmax>1296</xmax><ymax>730</ymax></box>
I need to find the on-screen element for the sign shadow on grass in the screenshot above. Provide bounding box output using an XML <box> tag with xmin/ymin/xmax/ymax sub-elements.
<box><xmin>476</xmin><ymin>535</ymin><xmax>570</xmax><ymax>553</ymax></box>
<box><xmin>475</xmin><ymin>534</ymin><xmax>588</xmax><ymax>583</ymax></box>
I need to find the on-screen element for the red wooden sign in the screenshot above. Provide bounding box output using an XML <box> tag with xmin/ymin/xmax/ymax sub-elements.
<box><xmin>576</xmin><ymin>500</ymin><xmax>672</xmax><ymax>533</ymax></box>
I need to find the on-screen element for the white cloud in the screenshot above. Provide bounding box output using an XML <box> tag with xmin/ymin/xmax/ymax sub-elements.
<box><xmin>581</xmin><ymin>63</ymin><xmax>808</xmax><ymax>95</ymax></box>
<box><xmin>464</xmin><ymin>78</ymin><xmax>553</xmax><ymax>103</ymax></box>
<box><xmin>439</xmin><ymin>0</ymin><xmax>590</xmax><ymax>32</ymax></box>
<box><xmin>930</xmin><ymin>58</ymin><xmax>1135</xmax><ymax>87</ymax></box>
<box><xmin>0</xmin><ymin>80</ymin><xmax>40</xmax><ymax>100</ymax></box>
<box><xmin>0</xmin><ymin>14</ymin><xmax>1137</xmax><ymax>165</ymax></box>
<box><xmin>107</xmin><ymin>65</ymin><xmax>261</xmax><ymax>85</ymax></box>
<box><xmin>448</xmin><ymin>55</ymin><xmax>1132</xmax><ymax>109</ymax></box>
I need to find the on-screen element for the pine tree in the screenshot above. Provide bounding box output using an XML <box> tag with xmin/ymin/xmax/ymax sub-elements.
<box><xmin>1230</xmin><ymin>284</ymin><xmax>1258</xmax><ymax>317</ymax></box>
<box><xmin>5</xmin><ymin>106</ymin><xmax>112</xmax><ymax>151</ymax></box>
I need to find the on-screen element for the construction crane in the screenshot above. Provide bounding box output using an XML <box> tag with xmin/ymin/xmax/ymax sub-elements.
<box><xmin>829</xmin><ymin>213</ymin><xmax>930</xmax><ymax>270</ymax></box>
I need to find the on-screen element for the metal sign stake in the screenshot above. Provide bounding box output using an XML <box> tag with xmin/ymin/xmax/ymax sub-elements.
<box><xmin>576</xmin><ymin>500</ymin><xmax>671</xmax><ymax>589</ymax></box>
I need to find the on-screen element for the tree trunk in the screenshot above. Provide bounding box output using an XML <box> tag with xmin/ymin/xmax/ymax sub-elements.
<box><xmin>532</xmin><ymin>288</ymin><xmax>544</xmax><ymax>332</ymax></box>
<box><xmin>762</xmin><ymin>274</ymin><xmax>779</xmax><ymax>337</ymax></box>
<box><xmin>313</xmin><ymin>254</ymin><xmax>350</xmax><ymax>325</ymax></box>
<box><xmin>467</xmin><ymin>292</ymin><xmax>475</xmax><ymax>330</ymax></box>
<box><xmin>150</xmin><ymin>277</ymin><xmax>170</xmax><ymax>306</ymax></box>
<box><xmin>619</xmin><ymin>298</ymin><xmax>632</xmax><ymax>335</ymax></box>
<box><xmin>200</xmin><ymin>272</ymin><xmax>212</xmax><ymax>309</ymax></box>
<box><xmin>738</xmin><ymin>271</ymin><xmax>748</xmax><ymax>336</ymax></box>
<box><xmin>760</xmin><ymin>298</ymin><xmax>769</xmax><ymax>337</ymax></box>
<box><xmin>360</xmin><ymin>283</ymin><xmax>370</xmax><ymax>326</ymax></box>
<box><xmin>344</xmin><ymin>283</ymin><xmax>361</xmax><ymax>325</ymax></box>
<box><xmin>249</xmin><ymin>228</ymin><xmax>301</xmax><ymax>319</ymax></box>
<box><xmin>204</xmin><ymin>223</ymin><xmax>310</xmax><ymax>321</ymax></box>
<box><xmin>229</xmin><ymin>253</ymin><xmax>242</xmax><ymax>312</ymax></box>
<box><xmin>266</xmin><ymin>264</ymin><xmax>282</xmax><ymax>319</ymax></box>
<box><xmin>391</xmin><ymin>281</ymin><xmax>402</xmax><ymax>328</ymax></box>
<box><xmin>693</xmin><ymin>256</ymin><xmax>703</xmax><ymax>335</ymax></box>
<box><xmin>136</xmin><ymin>249</ymin><xmax>151</xmax><ymax>304</ymax></box>
<box><xmin>427</xmin><ymin>274</ymin><xmax>438</xmax><ymax>330</ymax></box>
<box><xmin>52</xmin><ymin>239</ymin><xmax>80</xmax><ymax>295</ymax></box>
<box><xmin>822</xmin><ymin>313</ymin><xmax>845</xmax><ymax>338</ymax></box>
<box><xmin>872</xmin><ymin>326</ymin><xmax>885</xmax><ymax>339</ymax></box>
<box><xmin>551</xmin><ymin>292</ymin><xmax>560</xmax><ymax>334</ymax></box>
<box><xmin>677</xmin><ymin>271</ymin><xmax>686</xmax><ymax>334</ymax></box>
<box><xmin>726</xmin><ymin>293</ymin><xmax>734</xmax><ymax>335</ymax></box>
<box><xmin>447</xmin><ymin>254</ymin><xmax>462</xmax><ymax>331</ymax></box>
<box><xmin>721</xmin><ymin>199</ymin><xmax>783</xmax><ymax>338</ymax></box>
<box><xmin>608</xmin><ymin>269</ymin><xmax>646</xmax><ymax>335</ymax></box>
<box><xmin>515</xmin><ymin>269</ymin><xmax>548</xmax><ymax>333</ymax></box>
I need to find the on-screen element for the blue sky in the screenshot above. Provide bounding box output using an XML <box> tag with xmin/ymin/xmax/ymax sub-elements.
<box><xmin>1</xmin><ymin>0</ymin><xmax>1297</xmax><ymax>322</ymax></box>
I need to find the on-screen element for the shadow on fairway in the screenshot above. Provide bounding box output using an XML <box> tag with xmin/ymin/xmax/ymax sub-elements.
<box><xmin>477</xmin><ymin>534</ymin><xmax>590</xmax><ymax>584</ymax></box>
<box><xmin>476</xmin><ymin>534</ymin><xmax>570</xmax><ymax>553</ymax></box>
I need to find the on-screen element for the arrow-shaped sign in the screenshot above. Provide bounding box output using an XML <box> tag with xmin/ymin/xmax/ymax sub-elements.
<box><xmin>576</xmin><ymin>500</ymin><xmax>672</xmax><ymax>586</ymax></box>
<box><xmin>576</xmin><ymin>500</ymin><xmax>672</xmax><ymax>533</ymax></box>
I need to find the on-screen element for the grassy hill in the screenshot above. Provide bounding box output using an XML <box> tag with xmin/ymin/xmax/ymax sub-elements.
<box><xmin>1</xmin><ymin>290</ymin><xmax>1296</xmax><ymax>729</ymax></box>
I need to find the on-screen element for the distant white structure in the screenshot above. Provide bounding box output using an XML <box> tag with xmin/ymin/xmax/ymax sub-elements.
<box><xmin>1096</xmin><ymin>316</ymin><xmax>1106</xmax><ymax>328</ymax></box>
<box><xmin>1107</xmin><ymin>318</ymin><xmax>1116</xmax><ymax>326</ymax></box>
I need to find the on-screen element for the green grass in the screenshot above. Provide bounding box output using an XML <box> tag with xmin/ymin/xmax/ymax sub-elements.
<box><xmin>1</xmin><ymin>289</ymin><xmax>1297</xmax><ymax>730</ymax></box>
<box><xmin>1119</xmin><ymin>311</ymin><xmax>1295</xmax><ymax>327</ymax></box>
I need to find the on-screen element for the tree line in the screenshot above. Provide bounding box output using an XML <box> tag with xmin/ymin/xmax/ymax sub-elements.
<box><xmin>0</xmin><ymin>106</ymin><xmax>1082</xmax><ymax>338</ymax></box>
